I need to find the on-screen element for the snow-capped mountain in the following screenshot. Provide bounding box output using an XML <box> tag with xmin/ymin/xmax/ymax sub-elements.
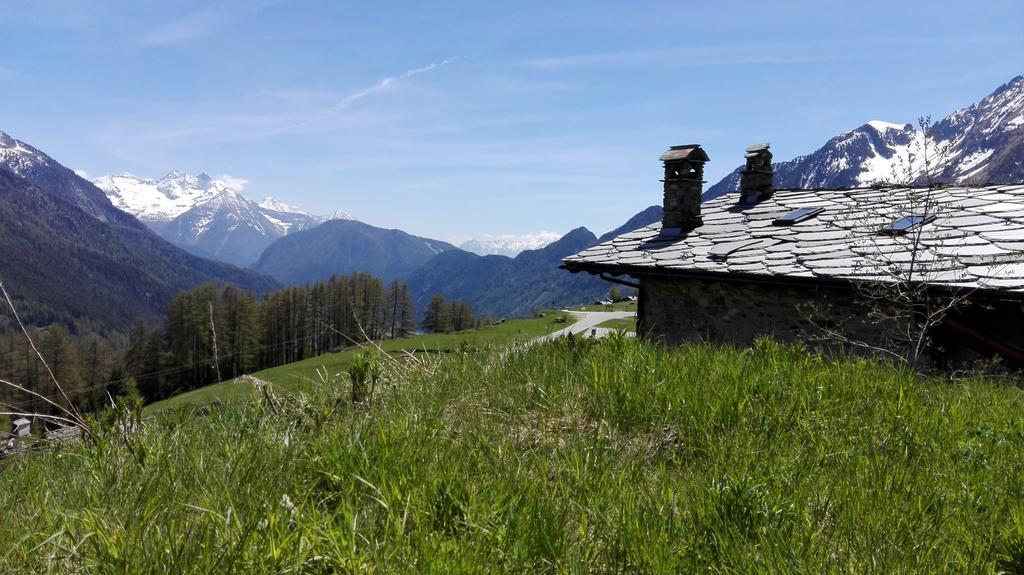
<box><xmin>459</xmin><ymin>232</ymin><xmax>562</xmax><ymax>257</ymax></box>
<box><xmin>93</xmin><ymin>171</ymin><xmax>354</xmax><ymax>266</ymax></box>
<box><xmin>705</xmin><ymin>75</ymin><xmax>1024</xmax><ymax>199</ymax></box>
<box><xmin>0</xmin><ymin>130</ymin><xmax>134</xmax><ymax>225</ymax></box>
<box><xmin>0</xmin><ymin>130</ymin><xmax>277</xmax><ymax>327</ymax></box>
<box><xmin>932</xmin><ymin>76</ymin><xmax>1024</xmax><ymax>183</ymax></box>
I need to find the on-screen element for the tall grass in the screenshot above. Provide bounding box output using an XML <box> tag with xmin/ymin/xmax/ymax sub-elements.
<box><xmin>1</xmin><ymin>336</ymin><xmax>1023</xmax><ymax>572</ymax></box>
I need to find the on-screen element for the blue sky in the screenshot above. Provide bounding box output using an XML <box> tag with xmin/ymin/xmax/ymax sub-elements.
<box><xmin>1</xmin><ymin>1</ymin><xmax>1022</xmax><ymax>243</ymax></box>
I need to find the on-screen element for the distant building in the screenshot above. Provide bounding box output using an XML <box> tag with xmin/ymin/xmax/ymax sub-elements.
<box><xmin>562</xmin><ymin>144</ymin><xmax>1024</xmax><ymax>365</ymax></box>
<box><xmin>11</xmin><ymin>418</ymin><xmax>30</xmax><ymax>438</ymax></box>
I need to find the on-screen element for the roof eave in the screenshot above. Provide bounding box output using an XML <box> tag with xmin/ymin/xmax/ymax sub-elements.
<box><xmin>561</xmin><ymin>260</ymin><xmax>1024</xmax><ymax>303</ymax></box>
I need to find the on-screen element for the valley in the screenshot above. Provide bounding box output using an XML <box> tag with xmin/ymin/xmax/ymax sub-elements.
<box><xmin>0</xmin><ymin>6</ymin><xmax>1022</xmax><ymax>567</ymax></box>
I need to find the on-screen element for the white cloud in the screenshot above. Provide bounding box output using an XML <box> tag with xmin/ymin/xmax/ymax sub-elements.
<box><xmin>328</xmin><ymin>58</ymin><xmax>461</xmax><ymax>113</ymax></box>
<box><xmin>280</xmin><ymin>57</ymin><xmax>462</xmax><ymax>133</ymax></box>
<box><xmin>214</xmin><ymin>174</ymin><xmax>249</xmax><ymax>190</ymax></box>
<box><xmin>73</xmin><ymin>168</ymin><xmax>90</xmax><ymax>179</ymax></box>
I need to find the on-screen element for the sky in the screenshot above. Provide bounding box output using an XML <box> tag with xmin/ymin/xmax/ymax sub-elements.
<box><xmin>1</xmin><ymin>1</ymin><xmax>1022</xmax><ymax>244</ymax></box>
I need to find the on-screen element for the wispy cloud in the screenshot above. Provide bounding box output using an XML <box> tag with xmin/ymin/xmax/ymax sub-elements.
<box><xmin>277</xmin><ymin>57</ymin><xmax>461</xmax><ymax>132</ymax></box>
<box><xmin>92</xmin><ymin>58</ymin><xmax>462</xmax><ymax>162</ymax></box>
<box><xmin>328</xmin><ymin>58</ymin><xmax>462</xmax><ymax>113</ymax></box>
<box><xmin>143</xmin><ymin>0</ymin><xmax>277</xmax><ymax>47</ymax></box>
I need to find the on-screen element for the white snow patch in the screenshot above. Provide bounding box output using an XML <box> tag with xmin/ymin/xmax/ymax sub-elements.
<box><xmin>325</xmin><ymin>209</ymin><xmax>356</xmax><ymax>221</ymax></box>
<box><xmin>262</xmin><ymin>212</ymin><xmax>292</xmax><ymax>235</ymax></box>
<box><xmin>259</xmin><ymin>197</ymin><xmax>305</xmax><ymax>214</ymax></box>
<box><xmin>460</xmin><ymin>232</ymin><xmax>563</xmax><ymax>257</ymax></box>
<box><xmin>866</xmin><ymin>120</ymin><xmax>910</xmax><ymax>132</ymax></box>
<box><xmin>957</xmin><ymin>148</ymin><xmax>994</xmax><ymax>177</ymax></box>
<box><xmin>856</xmin><ymin>132</ymin><xmax>921</xmax><ymax>186</ymax></box>
<box><xmin>94</xmin><ymin>171</ymin><xmax>233</xmax><ymax>221</ymax></box>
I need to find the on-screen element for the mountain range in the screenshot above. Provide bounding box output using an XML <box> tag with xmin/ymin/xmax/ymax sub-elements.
<box><xmin>253</xmin><ymin>219</ymin><xmax>457</xmax><ymax>285</ymax></box>
<box><xmin>0</xmin><ymin>131</ymin><xmax>278</xmax><ymax>330</ymax></box>
<box><xmin>405</xmin><ymin>206</ymin><xmax>665</xmax><ymax>317</ymax></box>
<box><xmin>2</xmin><ymin>74</ymin><xmax>1022</xmax><ymax>330</ymax></box>
<box><xmin>458</xmin><ymin>232</ymin><xmax>562</xmax><ymax>257</ymax></box>
<box><xmin>405</xmin><ymin>75</ymin><xmax>1024</xmax><ymax>318</ymax></box>
<box><xmin>705</xmin><ymin>75</ymin><xmax>1024</xmax><ymax>199</ymax></box>
<box><xmin>93</xmin><ymin>171</ymin><xmax>354</xmax><ymax>266</ymax></box>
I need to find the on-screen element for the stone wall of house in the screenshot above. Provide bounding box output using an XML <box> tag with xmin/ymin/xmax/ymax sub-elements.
<box><xmin>637</xmin><ymin>276</ymin><xmax>895</xmax><ymax>352</ymax></box>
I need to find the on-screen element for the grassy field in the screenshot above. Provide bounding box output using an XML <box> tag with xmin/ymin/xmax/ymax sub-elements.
<box><xmin>3</xmin><ymin>336</ymin><xmax>1024</xmax><ymax>572</ymax></box>
<box><xmin>146</xmin><ymin>312</ymin><xmax>576</xmax><ymax>412</ymax></box>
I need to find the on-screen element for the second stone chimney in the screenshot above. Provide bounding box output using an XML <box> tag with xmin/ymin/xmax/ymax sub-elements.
<box><xmin>739</xmin><ymin>143</ymin><xmax>774</xmax><ymax>204</ymax></box>
<box><xmin>659</xmin><ymin>144</ymin><xmax>709</xmax><ymax>234</ymax></box>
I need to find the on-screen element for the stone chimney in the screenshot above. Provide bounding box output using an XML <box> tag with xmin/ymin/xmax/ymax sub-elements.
<box><xmin>739</xmin><ymin>143</ymin><xmax>774</xmax><ymax>204</ymax></box>
<box><xmin>659</xmin><ymin>144</ymin><xmax>709</xmax><ymax>234</ymax></box>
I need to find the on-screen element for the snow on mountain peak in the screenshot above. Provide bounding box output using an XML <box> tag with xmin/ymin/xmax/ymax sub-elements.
<box><xmin>259</xmin><ymin>197</ymin><xmax>305</xmax><ymax>214</ymax></box>
<box><xmin>460</xmin><ymin>232</ymin><xmax>562</xmax><ymax>257</ymax></box>
<box><xmin>260</xmin><ymin>197</ymin><xmax>356</xmax><ymax>222</ymax></box>
<box><xmin>0</xmin><ymin>131</ymin><xmax>56</xmax><ymax>177</ymax></box>
<box><xmin>704</xmin><ymin>75</ymin><xmax>1024</xmax><ymax>201</ymax></box>
<box><xmin>866</xmin><ymin>120</ymin><xmax>911</xmax><ymax>133</ymax></box>
<box><xmin>92</xmin><ymin>169</ymin><xmax>358</xmax><ymax>264</ymax></box>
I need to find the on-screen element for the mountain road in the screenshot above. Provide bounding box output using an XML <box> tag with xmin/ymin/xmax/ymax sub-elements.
<box><xmin>533</xmin><ymin>310</ymin><xmax>636</xmax><ymax>344</ymax></box>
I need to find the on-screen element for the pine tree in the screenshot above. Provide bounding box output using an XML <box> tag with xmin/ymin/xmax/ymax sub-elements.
<box><xmin>450</xmin><ymin>300</ymin><xmax>477</xmax><ymax>332</ymax></box>
<box><xmin>396</xmin><ymin>283</ymin><xmax>416</xmax><ymax>338</ymax></box>
<box><xmin>422</xmin><ymin>295</ymin><xmax>452</xmax><ymax>333</ymax></box>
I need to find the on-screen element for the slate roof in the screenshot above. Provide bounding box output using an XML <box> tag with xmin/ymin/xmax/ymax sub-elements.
<box><xmin>563</xmin><ymin>184</ymin><xmax>1024</xmax><ymax>296</ymax></box>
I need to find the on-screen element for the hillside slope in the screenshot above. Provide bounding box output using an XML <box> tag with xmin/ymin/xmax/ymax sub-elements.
<box><xmin>253</xmin><ymin>219</ymin><xmax>456</xmax><ymax>285</ymax></box>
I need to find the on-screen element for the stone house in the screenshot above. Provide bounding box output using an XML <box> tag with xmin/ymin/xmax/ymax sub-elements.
<box><xmin>562</xmin><ymin>144</ymin><xmax>1024</xmax><ymax>365</ymax></box>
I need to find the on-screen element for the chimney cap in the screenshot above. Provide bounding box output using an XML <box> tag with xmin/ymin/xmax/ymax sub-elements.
<box><xmin>744</xmin><ymin>143</ymin><xmax>770</xmax><ymax>157</ymax></box>
<box><xmin>659</xmin><ymin>144</ymin><xmax>710</xmax><ymax>163</ymax></box>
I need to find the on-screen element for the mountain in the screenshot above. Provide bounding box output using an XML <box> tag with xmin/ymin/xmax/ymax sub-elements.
<box><xmin>93</xmin><ymin>171</ymin><xmax>354</xmax><ymax>266</ymax></box>
<box><xmin>0</xmin><ymin>131</ymin><xmax>139</xmax><ymax>227</ymax></box>
<box><xmin>407</xmin><ymin>206</ymin><xmax>664</xmax><ymax>317</ymax></box>
<box><xmin>0</xmin><ymin>131</ymin><xmax>278</xmax><ymax>329</ymax></box>
<box><xmin>932</xmin><ymin>76</ymin><xmax>1024</xmax><ymax>183</ymax></box>
<box><xmin>253</xmin><ymin>219</ymin><xmax>457</xmax><ymax>285</ymax></box>
<box><xmin>407</xmin><ymin>228</ymin><xmax>605</xmax><ymax>317</ymax></box>
<box><xmin>705</xmin><ymin>75</ymin><xmax>1024</xmax><ymax>199</ymax></box>
<box><xmin>459</xmin><ymin>232</ymin><xmax>562</xmax><ymax>257</ymax></box>
<box><xmin>596</xmin><ymin>205</ymin><xmax>662</xmax><ymax>243</ymax></box>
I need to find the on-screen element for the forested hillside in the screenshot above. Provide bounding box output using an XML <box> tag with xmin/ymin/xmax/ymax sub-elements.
<box><xmin>124</xmin><ymin>273</ymin><xmax>416</xmax><ymax>402</ymax></box>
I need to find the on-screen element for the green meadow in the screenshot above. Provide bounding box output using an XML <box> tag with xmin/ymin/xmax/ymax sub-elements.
<box><xmin>2</xmin><ymin>335</ymin><xmax>1024</xmax><ymax>572</ymax></box>
<box><xmin>146</xmin><ymin>312</ymin><xmax>576</xmax><ymax>412</ymax></box>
